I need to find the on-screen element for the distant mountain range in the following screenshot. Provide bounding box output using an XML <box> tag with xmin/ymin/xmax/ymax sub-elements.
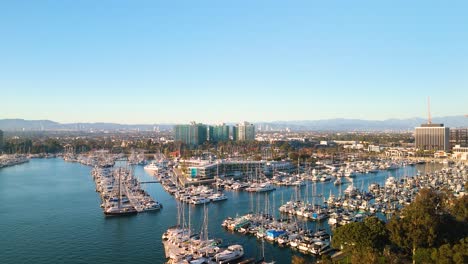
<box><xmin>0</xmin><ymin>119</ymin><xmax>173</xmax><ymax>132</ymax></box>
<box><xmin>0</xmin><ymin>116</ymin><xmax>467</xmax><ymax>132</ymax></box>
<box><xmin>255</xmin><ymin>116</ymin><xmax>468</xmax><ymax>131</ymax></box>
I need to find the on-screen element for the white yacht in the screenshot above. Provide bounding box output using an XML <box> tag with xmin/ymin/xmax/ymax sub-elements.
<box><xmin>309</xmin><ymin>240</ymin><xmax>331</xmax><ymax>255</ymax></box>
<box><xmin>214</xmin><ymin>244</ymin><xmax>244</xmax><ymax>264</ymax></box>
<box><xmin>385</xmin><ymin>176</ymin><xmax>397</xmax><ymax>188</ymax></box>
<box><xmin>320</xmin><ymin>175</ymin><xmax>332</xmax><ymax>182</ymax></box>
<box><xmin>344</xmin><ymin>184</ymin><xmax>357</xmax><ymax>196</ymax></box>
<box><xmin>209</xmin><ymin>193</ymin><xmax>228</xmax><ymax>202</ymax></box>
<box><xmin>143</xmin><ymin>161</ymin><xmax>159</xmax><ymax>174</ymax></box>
<box><xmin>191</xmin><ymin>197</ymin><xmax>211</xmax><ymax>205</ymax></box>
<box><xmin>256</xmin><ymin>183</ymin><xmax>276</xmax><ymax>192</ymax></box>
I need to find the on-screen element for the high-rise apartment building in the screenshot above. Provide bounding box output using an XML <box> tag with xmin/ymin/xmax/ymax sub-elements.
<box><xmin>236</xmin><ymin>121</ymin><xmax>255</xmax><ymax>141</ymax></box>
<box><xmin>232</xmin><ymin>126</ymin><xmax>238</xmax><ymax>141</ymax></box>
<box><xmin>174</xmin><ymin>122</ymin><xmax>208</xmax><ymax>146</ymax></box>
<box><xmin>209</xmin><ymin>124</ymin><xmax>230</xmax><ymax>143</ymax></box>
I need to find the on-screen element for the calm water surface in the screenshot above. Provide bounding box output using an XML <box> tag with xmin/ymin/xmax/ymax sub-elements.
<box><xmin>0</xmin><ymin>158</ymin><xmax>441</xmax><ymax>264</ymax></box>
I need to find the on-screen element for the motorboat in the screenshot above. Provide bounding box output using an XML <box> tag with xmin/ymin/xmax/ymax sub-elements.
<box><xmin>213</xmin><ymin>245</ymin><xmax>244</xmax><ymax>264</ymax></box>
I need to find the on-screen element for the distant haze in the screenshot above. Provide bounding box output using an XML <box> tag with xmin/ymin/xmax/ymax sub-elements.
<box><xmin>1</xmin><ymin>116</ymin><xmax>467</xmax><ymax>132</ymax></box>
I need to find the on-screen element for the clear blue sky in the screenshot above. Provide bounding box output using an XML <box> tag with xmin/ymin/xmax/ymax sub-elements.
<box><xmin>1</xmin><ymin>1</ymin><xmax>467</xmax><ymax>124</ymax></box>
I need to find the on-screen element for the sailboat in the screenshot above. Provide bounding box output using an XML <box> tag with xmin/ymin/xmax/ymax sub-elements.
<box><xmin>104</xmin><ymin>168</ymin><xmax>137</xmax><ymax>216</ymax></box>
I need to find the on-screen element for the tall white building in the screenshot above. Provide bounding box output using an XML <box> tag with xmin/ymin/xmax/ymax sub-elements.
<box><xmin>237</xmin><ymin>121</ymin><xmax>255</xmax><ymax>141</ymax></box>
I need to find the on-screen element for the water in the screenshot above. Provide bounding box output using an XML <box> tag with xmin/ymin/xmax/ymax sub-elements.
<box><xmin>0</xmin><ymin>158</ymin><xmax>441</xmax><ymax>264</ymax></box>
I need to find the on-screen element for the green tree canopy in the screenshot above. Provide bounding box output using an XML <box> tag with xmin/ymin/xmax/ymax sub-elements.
<box><xmin>388</xmin><ymin>189</ymin><xmax>450</xmax><ymax>257</ymax></box>
<box><xmin>332</xmin><ymin>216</ymin><xmax>388</xmax><ymax>253</ymax></box>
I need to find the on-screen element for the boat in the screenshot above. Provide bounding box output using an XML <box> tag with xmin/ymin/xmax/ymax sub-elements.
<box><xmin>327</xmin><ymin>212</ymin><xmax>341</xmax><ymax>226</ymax></box>
<box><xmin>344</xmin><ymin>184</ymin><xmax>357</xmax><ymax>196</ymax></box>
<box><xmin>209</xmin><ymin>193</ymin><xmax>228</xmax><ymax>202</ymax></box>
<box><xmin>309</xmin><ymin>240</ymin><xmax>331</xmax><ymax>255</ymax></box>
<box><xmin>214</xmin><ymin>244</ymin><xmax>244</xmax><ymax>264</ymax></box>
<box><xmin>143</xmin><ymin>161</ymin><xmax>159</xmax><ymax>174</ymax></box>
<box><xmin>312</xmin><ymin>229</ymin><xmax>330</xmax><ymax>241</ymax></box>
<box><xmin>311</xmin><ymin>175</ymin><xmax>320</xmax><ymax>182</ymax></box>
<box><xmin>320</xmin><ymin>175</ymin><xmax>332</xmax><ymax>182</ymax></box>
<box><xmin>256</xmin><ymin>183</ymin><xmax>276</xmax><ymax>192</ymax></box>
<box><xmin>386</xmin><ymin>163</ymin><xmax>399</xmax><ymax>170</ymax></box>
<box><xmin>191</xmin><ymin>197</ymin><xmax>211</xmax><ymax>205</ymax></box>
<box><xmin>385</xmin><ymin>177</ymin><xmax>397</xmax><ymax>188</ymax></box>
<box><xmin>334</xmin><ymin>177</ymin><xmax>343</xmax><ymax>185</ymax></box>
<box><xmin>368</xmin><ymin>166</ymin><xmax>379</xmax><ymax>173</ymax></box>
<box><xmin>104</xmin><ymin>204</ymin><xmax>137</xmax><ymax>216</ymax></box>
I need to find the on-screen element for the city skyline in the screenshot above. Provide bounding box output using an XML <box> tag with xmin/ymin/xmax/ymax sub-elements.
<box><xmin>2</xmin><ymin>1</ymin><xmax>468</xmax><ymax>123</ymax></box>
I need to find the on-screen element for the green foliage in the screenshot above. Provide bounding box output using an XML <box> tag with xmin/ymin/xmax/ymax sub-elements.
<box><xmin>364</xmin><ymin>216</ymin><xmax>389</xmax><ymax>250</ymax></box>
<box><xmin>413</xmin><ymin>248</ymin><xmax>435</xmax><ymax>264</ymax></box>
<box><xmin>450</xmin><ymin>195</ymin><xmax>468</xmax><ymax>222</ymax></box>
<box><xmin>3</xmin><ymin>138</ymin><xmax>64</xmax><ymax>154</ymax></box>
<box><xmin>429</xmin><ymin>238</ymin><xmax>468</xmax><ymax>264</ymax></box>
<box><xmin>388</xmin><ymin>189</ymin><xmax>448</xmax><ymax>253</ymax></box>
<box><xmin>331</xmin><ymin>189</ymin><xmax>467</xmax><ymax>264</ymax></box>
<box><xmin>332</xmin><ymin>216</ymin><xmax>389</xmax><ymax>254</ymax></box>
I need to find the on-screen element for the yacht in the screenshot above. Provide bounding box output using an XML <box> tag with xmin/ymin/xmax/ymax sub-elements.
<box><xmin>334</xmin><ymin>177</ymin><xmax>343</xmax><ymax>185</ymax></box>
<box><xmin>214</xmin><ymin>245</ymin><xmax>244</xmax><ymax>264</ymax></box>
<box><xmin>344</xmin><ymin>184</ymin><xmax>357</xmax><ymax>196</ymax></box>
<box><xmin>309</xmin><ymin>240</ymin><xmax>331</xmax><ymax>255</ymax></box>
<box><xmin>385</xmin><ymin>177</ymin><xmax>397</xmax><ymax>188</ymax></box>
<box><xmin>320</xmin><ymin>175</ymin><xmax>332</xmax><ymax>182</ymax></box>
<box><xmin>327</xmin><ymin>212</ymin><xmax>341</xmax><ymax>226</ymax></box>
<box><xmin>368</xmin><ymin>166</ymin><xmax>379</xmax><ymax>173</ymax></box>
<box><xmin>191</xmin><ymin>197</ymin><xmax>211</xmax><ymax>205</ymax></box>
<box><xmin>144</xmin><ymin>161</ymin><xmax>159</xmax><ymax>175</ymax></box>
<box><xmin>104</xmin><ymin>205</ymin><xmax>137</xmax><ymax>216</ymax></box>
<box><xmin>386</xmin><ymin>163</ymin><xmax>399</xmax><ymax>170</ymax></box>
<box><xmin>143</xmin><ymin>161</ymin><xmax>159</xmax><ymax>174</ymax></box>
<box><xmin>209</xmin><ymin>193</ymin><xmax>228</xmax><ymax>202</ymax></box>
<box><xmin>312</xmin><ymin>229</ymin><xmax>330</xmax><ymax>241</ymax></box>
<box><xmin>256</xmin><ymin>183</ymin><xmax>276</xmax><ymax>192</ymax></box>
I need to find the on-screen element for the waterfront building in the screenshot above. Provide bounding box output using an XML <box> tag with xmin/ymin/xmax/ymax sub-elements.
<box><xmin>178</xmin><ymin>159</ymin><xmax>293</xmax><ymax>181</ymax></box>
<box><xmin>450</xmin><ymin>128</ymin><xmax>468</xmax><ymax>150</ymax></box>
<box><xmin>367</xmin><ymin>145</ymin><xmax>381</xmax><ymax>152</ymax></box>
<box><xmin>236</xmin><ymin>121</ymin><xmax>255</xmax><ymax>141</ymax></box>
<box><xmin>174</xmin><ymin>122</ymin><xmax>207</xmax><ymax>146</ymax></box>
<box><xmin>453</xmin><ymin>145</ymin><xmax>468</xmax><ymax>160</ymax></box>
<box><xmin>415</xmin><ymin>124</ymin><xmax>450</xmax><ymax>152</ymax></box>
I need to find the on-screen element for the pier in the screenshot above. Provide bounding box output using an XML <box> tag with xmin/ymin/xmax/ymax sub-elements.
<box><xmin>92</xmin><ymin>166</ymin><xmax>162</xmax><ymax>216</ymax></box>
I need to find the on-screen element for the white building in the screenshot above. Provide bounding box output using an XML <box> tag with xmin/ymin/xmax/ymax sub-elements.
<box><xmin>237</xmin><ymin>121</ymin><xmax>255</xmax><ymax>141</ymax></box>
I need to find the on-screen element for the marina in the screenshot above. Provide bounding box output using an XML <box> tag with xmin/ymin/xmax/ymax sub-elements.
<box><xmin>92</xmin><ymin>166</ymin><xmax>162</xmax><ymax>215</ymax></box>
<box><xmin>2</xmin><ymin>3</ymin><xmax>467</xmax><ymax>263</ymax></box>
<box><xmin>0</xmin><ymin>154</ymin><xmax>29</xmax><ymax>168</ymax></box>
<box><xmin>0</xmin><ymin>157</ymin><xmax>465</xmax><ymax>264</ymax></box>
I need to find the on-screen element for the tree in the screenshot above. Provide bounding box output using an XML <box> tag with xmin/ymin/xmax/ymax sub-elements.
<box><xmin>413</xmin><ymin>248</ymin><xmax>435</xmax><ymax>264</ymax></box>
<box><xmin>332</xmin><ymin>216</ymin><xmax>388</xmax><ymax>254</ymax></box>
<box><xmin>450</xmin><ymin>195</ymin><xmax>468</xmax><ymax>222</ymax></box>
<box><xmin>364</xmin><ymin>216</ymin><xmax>389</xmax><ymax>251</ymax></box>
<box><xmin>388</xmin><ymin>189</ymin><xmax>449</xmax><ymax>261</ymax></box>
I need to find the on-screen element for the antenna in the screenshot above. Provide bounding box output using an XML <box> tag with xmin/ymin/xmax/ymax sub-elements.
<box><xmin>427</xmin><ymin>96</ymin><xmax>432</xmax><ymax>124</ymax></box>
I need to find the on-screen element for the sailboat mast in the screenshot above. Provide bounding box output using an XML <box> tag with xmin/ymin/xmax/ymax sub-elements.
<box><xmin>118</xmin><ymin>168</ymin><xmax>122</xmax><ymax>209</ymax></box>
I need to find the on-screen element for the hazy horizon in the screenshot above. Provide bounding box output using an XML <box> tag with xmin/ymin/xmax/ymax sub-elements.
<box><xmin>1</xmin><ymin>115</ymin><xmax>465</xmax><ymax>126</ymax></box>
